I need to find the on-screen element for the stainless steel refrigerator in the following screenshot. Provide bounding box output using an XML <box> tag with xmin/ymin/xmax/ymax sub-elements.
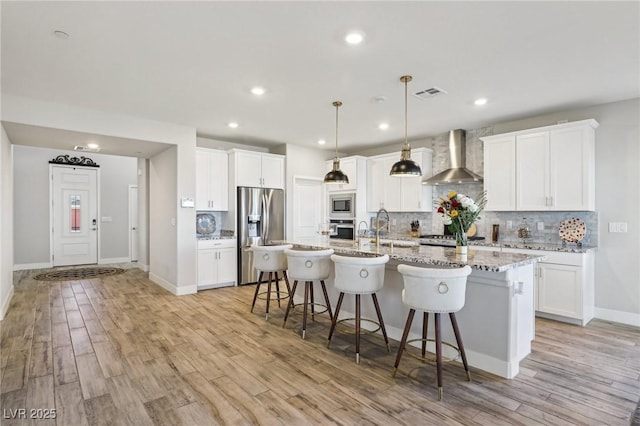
<box><xmin>237</xmin><ymin>186</ymin><xmax>285</xmax><ymax>285</ymax></box>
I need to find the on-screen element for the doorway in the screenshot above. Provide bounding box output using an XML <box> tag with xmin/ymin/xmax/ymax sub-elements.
<box><xmin>292</xmin><ymin>176</ymin><xmax>324</xmax><ymax>238</ymax></box>
<box><xmin>129</xmin><ymin>185</ymin><xmax>138</xmax><ymax>262</ymax></box>
<box><xmin>51</xmin><ymin>165</ymin><xmax>99</xmax><ymax>266</ymax></box>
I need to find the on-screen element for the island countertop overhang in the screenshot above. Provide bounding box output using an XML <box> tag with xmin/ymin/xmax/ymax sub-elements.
<box><xmin>278</xmin><ymin>238</ymin><xmax>544</xmax><ymax>273</ymax></box>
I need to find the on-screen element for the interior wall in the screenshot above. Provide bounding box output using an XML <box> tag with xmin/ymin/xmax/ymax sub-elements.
<box><xmin>149</xmin><ymin>146</ymin><xmax>178</xmax><ymax>289</ymax></box>
<box><xmin>197</xmin><ymin>137</ymin><xmax>269</xmax><ymax>153</ymax></box>
<box><xmin>136</xmin><ymin>158</ymin><xmax>150</xmax><ymax>271</ymax></box>
<box><xmin>12</xmin><ymin>145</ymin><xmax>137</xmax><ymax>266</ymax></box>
<box><xmin>283</xmin><ymin>144</ymin><xmax>334</xmax><ymax>238</ymax></box>
<box><xmin>0</xmin><ymin>125</ymin><xmax>14</xmax><ymax>320</ymax></box>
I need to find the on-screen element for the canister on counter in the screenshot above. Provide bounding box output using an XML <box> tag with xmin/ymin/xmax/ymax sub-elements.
<box><xmin>492</xmin><ymin>224</ymin><xmax>500</xmax><ymax>243</ymax></box>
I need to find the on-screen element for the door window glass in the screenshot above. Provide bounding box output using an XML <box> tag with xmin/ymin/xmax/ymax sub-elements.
<box><xmin>70</xmin><ymin>194</ymin><xmax>81</xmax><ymax>232</ymax></box>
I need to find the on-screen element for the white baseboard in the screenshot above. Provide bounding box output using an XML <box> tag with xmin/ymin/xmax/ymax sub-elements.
<box><xmin>0</xmin><ymin>285</ymin><xmax>15</xmax><ymax>320</ymax></box>
<box><xmin>13</xmin><ymin>262</ymin><xmax>52</xmax><ymax>271</ymax></box>
<box><xmin>99</xmin><ymin>257</ymin><xmax>130</xmax><ymax>265</ymax></box>
<box><xmin>137</xmin><ymin>263</ymin><xmax>150</xmax><ymax>272</ymax></box>
<box><xmin>148</xmin><ymin>273</ymin><xmax>197</xmax><ymax>296</ymax></box>
<box><xmin>594</xmin><ymin>307</ymin><xmax>640</xmax><ymax>327</ymax></box>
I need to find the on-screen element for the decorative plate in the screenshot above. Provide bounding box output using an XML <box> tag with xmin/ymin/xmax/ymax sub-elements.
<box><xmin>558</xmin><ymin>217</ymin><xmax>586</xmax><ymax>243</ymax></box>
<box><xmin>196</xmin><ymin>213</ymin><xmax>216</xmax><ymax>235</ymax></box>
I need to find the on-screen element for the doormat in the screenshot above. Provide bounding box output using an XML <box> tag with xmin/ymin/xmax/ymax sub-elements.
<box><xmin>33</xmin><ymin>267</ymin><xmax>125</xmax><ymax>282</ymax></box>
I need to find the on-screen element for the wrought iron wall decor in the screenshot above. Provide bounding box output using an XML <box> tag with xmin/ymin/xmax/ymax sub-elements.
<box><xmin>49</xmin><ymin>155</ymin><xmax>100</xmax><ymax>167</ymax></box>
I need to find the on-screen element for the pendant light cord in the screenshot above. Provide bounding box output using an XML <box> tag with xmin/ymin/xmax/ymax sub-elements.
<box><xmin>404</xmin><ymin>77</ymin><xmax>408</xmax><ymax>147</ymax></box>
<box><xmin>335</xmin><ymin>102</ymin><xmax>339</xmax><ymax>159</ymax></box>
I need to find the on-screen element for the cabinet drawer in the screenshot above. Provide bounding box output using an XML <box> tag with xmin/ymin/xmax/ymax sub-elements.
<box><xmin>197</xmin><ymin>239</ymin><xmax>236</xmax><ymax>250</ymax></box>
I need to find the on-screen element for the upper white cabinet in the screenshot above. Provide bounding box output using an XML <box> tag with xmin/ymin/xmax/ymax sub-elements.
<box><xmin>196</xmin><ymin>148</ymin><xmax>228</xmax><ymax>211</ymax></box>
<box><xmin>367</xmin><ymin>148</ymin><xmax>433</xmax><ymax>212</ymax></box>
<box><xmin>324</xmin><ymin>156</ymin><xmax>365</xmax><ymax>192</ymax></box>
<box><xmin>481</xmin><ymin>119</ymin><xmax>598</xmax><ymax>211</ymax></box>
<box><xmin>229</xmin><ymin>150</ymin><xmax>285</xmax><ymax>189</ymax></box>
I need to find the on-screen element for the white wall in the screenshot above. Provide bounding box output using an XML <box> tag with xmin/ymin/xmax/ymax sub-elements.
<box><xmin>12</xmin><ymin>145</ymin><xmax>136</xmax><ymax>266</ymax></box>
<box><xmin>282</xmin><ymin>144</ymin><xmax>334</xmax><ymax>238</ymax></box>
<box><xmin>0</xmin><ymin>125</ymin><xmax>14</xmax><ymax>320</ymax></box>
<box><xmin>197</xmin><ymin>136</ymin><xmax>270</xmax><ymax>153</ymax></box>
<box><xmin>136</xmin><ymin>158</ymin><xmax>150</xmax><ymax>271</ymax></box>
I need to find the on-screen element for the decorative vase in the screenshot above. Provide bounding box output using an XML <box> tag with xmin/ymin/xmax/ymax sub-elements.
<box><xmin>455</xmin><ymin>231</ymin><xmax>468</xmax><ymax>254</ymax></box>
<box><xmin>455</xmin><ymin>244</ymin><xmax>468</xmax><ymax>255</ymax></box>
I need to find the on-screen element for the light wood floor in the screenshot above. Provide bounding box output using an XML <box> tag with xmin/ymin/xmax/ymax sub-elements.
<box><xmin>1</xmin><ymin>266</ymin><xmax>639</xmax><ymax>425</ymax></box>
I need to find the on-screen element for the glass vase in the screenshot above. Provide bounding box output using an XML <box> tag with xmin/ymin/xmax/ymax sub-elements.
<box><xmin>455</xmin><ymin>231</ymin><xmax>468</xmax><ymax>254</ymax></box>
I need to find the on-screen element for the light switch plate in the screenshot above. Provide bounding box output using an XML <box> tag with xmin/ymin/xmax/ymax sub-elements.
<box><xmin>181</xmin><ymin>197</ymin><xmax>195</xmax><ymax>208</ymax></box>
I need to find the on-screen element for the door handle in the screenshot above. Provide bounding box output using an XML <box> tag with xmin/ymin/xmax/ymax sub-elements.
<box><xmin>132</xmin><ymin>227</ymin><xmax>137</xmax><ymax>230</ymax></box>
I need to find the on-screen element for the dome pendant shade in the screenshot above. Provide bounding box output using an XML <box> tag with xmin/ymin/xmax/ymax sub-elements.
<box><xmin>324</xmin><ymin>158</ymin><xmax>349</xmax><ymax>184</ymax></box>
<box><xmin>324</xmin><ymin>101</ymin><xmax>349</xmax><ymax>184</ymax></box>
<box><xmin>390</xmin><ymin>75</ymin><xmax>423</xmax><ymax>177</ymax></box>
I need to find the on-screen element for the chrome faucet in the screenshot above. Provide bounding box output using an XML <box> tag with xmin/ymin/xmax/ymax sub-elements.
<box><xmin>357</xmin><ymin>220</ymin><xmax>369</xmax><ymax>236</ymax></box>
<box><xmin>374</xmin><ymin>208</ymin><xmax>390</xmax><ymax>250</ymax></box>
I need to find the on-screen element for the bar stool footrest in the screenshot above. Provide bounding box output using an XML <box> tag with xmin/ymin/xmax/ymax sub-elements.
<box><xmin>291</xmin><ymin>302</ymin><xmax>329</xmax><ymax>316</ymax></box>
<box><xmin>403</xmin><ymin>338</ymin><xmax>461</xmax><ymax>364</ymax></box>
<box><xmin>256</xmin><ymin>290</ymin><xmax>290</xmax><ymax>301</ymax></box>
<box><xmin>334</xmin><ymin>317</ymin><xmax>381</xmax><ymax>335</ymax></box>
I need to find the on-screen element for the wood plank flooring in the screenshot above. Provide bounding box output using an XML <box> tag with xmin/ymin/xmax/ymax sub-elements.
<box><xmin>1</xmin><ymin>265</ymin><xmax>639</xmax><ymax>425</ymax></box>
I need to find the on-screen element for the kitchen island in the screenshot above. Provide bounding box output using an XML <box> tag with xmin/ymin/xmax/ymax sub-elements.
<box><xmin>281</xmin><ymin>238</ymin><xmax>545</xmax><ymax>379</ymax></box>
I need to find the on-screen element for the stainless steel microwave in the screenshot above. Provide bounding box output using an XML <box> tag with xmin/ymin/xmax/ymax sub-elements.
<box><xmin>329</xmin><ymin>193</ymin><xmax>355</xmax><ymax>218</ymax></box>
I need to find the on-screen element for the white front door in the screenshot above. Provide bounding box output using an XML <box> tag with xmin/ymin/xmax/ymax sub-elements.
<box><xmin>129</xmin><ymin>185</ymin><xmax>138</xmax><ymax>262</ymax></box>
<box><xmin>52</xmin><ymin>166</ymin><xmax>98</xmax><ymax>266</ymax></box>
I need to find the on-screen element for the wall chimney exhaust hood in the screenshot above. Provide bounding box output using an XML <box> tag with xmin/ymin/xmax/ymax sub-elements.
<box><xmin>423</xmin><ymin>129</ymin><xmax>483</xmax><ymax>185</ymax></box>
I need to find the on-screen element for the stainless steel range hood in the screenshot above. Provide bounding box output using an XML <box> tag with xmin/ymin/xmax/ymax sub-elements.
<box><xmin>423</xmin><ymin>129</ymin><xmax>483</xmax><ymax>185</ymax></box>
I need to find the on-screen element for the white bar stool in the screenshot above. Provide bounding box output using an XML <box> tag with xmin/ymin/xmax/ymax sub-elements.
<box><xmin>283</xmin><ymin>248</ymin><xmax>334</xmax><ymax>339</ymax></box>
<box><xmin>250</xmin><ymin>244</ymin><xmax>293</xmax><ymax>320</ymax></box>
<box><xmin>328</xmin><ymin>253</ymin><xmax>390</xmax><ymax>364</ymax></box>
<box><xmin>394</xmin><ymin>264</ymin><xmax>472</xmax><ymax>401</ymax></box>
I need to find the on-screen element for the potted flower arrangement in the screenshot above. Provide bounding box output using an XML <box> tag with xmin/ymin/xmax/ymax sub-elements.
<box><xmin>436</xmin><ymin>191</ymin><xmax>487</xmax><ymax>254</ymax></box>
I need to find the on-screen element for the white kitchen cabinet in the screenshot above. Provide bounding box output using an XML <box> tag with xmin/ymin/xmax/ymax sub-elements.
<box><xmin>324</xmin><ymin>156</ymin><xmax>363</xmax><ymax>192</ymax></box>
<box><xmin>196</xmin><ymin>148</ymin><xmax>228</xmax><ymax>211</ymax></box>
<box><xmin>472</xmin><ymin>245</ymin><xmax>594</xmax><ymax>326</ymax></box>
<box><xmin>481</xmin><ymin>119</ymin><xmax>598</xmax><ymax>212</ymax></box>
<box><xmin>197</xmin><ymin>239</ymin><xmax>236</xmax><ymax>289</ymax></box>
<box><xmin>230</xmin><ymin>150</ymin><xmax>285</xmax><ymax>189</ymax></box>
<box><xmin>367</xmin><ymin>148</ymin><xmax>433</xmax><ymax>212</ymax></box>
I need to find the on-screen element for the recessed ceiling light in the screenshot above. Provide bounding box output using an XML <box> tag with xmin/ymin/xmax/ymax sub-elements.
<box><xmin>228</xmin><ymin>122</ymin><xmax>239</xmax><ymax>129</ymax></box>
<box><xmin>378</xmin><ymin>123</ymin><xmax>389</xmax><ymax>130</ymax></box>
<box><xmin>87</xmin><ymin>143</ymin><xmax>99</xmax><ymax>149</ymax></box>
<box><xmin>317</xmin><ymin>139</ymin><xmax>326</xmax><ymax>145</ymax></box>
<box><xmin>250</xmin><ymin>86</ymin><xmax>265</xmax><ymax>96</ymax></box>
<box><xmin>345</xmin><ymin>31</ymin><xmax>365</xmax><ymax>45</ymax></box>
<box><xmin>474</xmin><ymin>98</ymin><xmax>488</xmax><ymax>106</ymax></box>
<box><xmin>53</xmin><ymin>30</ymin><xmax>69</xmax><ymax>39</ymax></box>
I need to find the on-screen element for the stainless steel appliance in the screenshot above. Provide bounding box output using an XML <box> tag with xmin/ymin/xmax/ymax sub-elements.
<box><xmin>237</xmin><ymin>187</ymin><xmax>285</xmax><ymax>285</ymax></box>
<box><xmin>329</xmin><ymin>218</ymin><xmax>355</xmax><ymax>240</ymax></box>
<box><xmin>329</xmin><ymin>193</ymin><xmax>355</xmax><ymax>218</ymax></box>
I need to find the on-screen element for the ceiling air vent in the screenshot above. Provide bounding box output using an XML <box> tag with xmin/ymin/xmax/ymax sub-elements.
<box><xmin>74</xmin><ymin>145</ymin><xmax>100</xmax><ymax>153</ymax></box>
<box><xmin>413</xmin><ymin>87</ymin><xmax>448</xmax><ymax>100</ymax></box>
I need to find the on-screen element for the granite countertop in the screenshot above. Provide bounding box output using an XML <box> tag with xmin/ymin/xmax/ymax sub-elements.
<box><xmin>281</xmin><ymin>238</ymin><xmax>545</xmax><ymax>273</ymax></box>
<box><xmin>415</xmin><ymin>237</ymin><xmax>596</xmax><ymax>253</ymax></box>
<box><xmin>197</xmin><ymin>235</ymin><xmax>235</xmax><ymax>241</ymax></box>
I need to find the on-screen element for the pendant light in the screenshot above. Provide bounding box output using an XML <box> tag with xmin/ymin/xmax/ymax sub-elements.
<box><xmin>390</xmin><ymin>75</ymin><xmax>422</xmax><ymax>177</ymax></box>
<box><xmin>324</xmin><ymin>101</ymin><xmax>349</xmax><ymax>184</ymax></box>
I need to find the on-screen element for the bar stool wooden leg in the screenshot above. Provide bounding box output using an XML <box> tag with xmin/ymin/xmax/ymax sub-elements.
<box><xmin>251</xmin><ymin>271</ymin><xmax>263</xmax><ymax>313</ymax></box>
<box><xmin>422</xmin><ymin>312</ymin><xmax>429</xmax><ymax>361</ymax></box>
<box><xmin>265</xmin><ymin>272</ymin><xmax>274</xmax><ymax>320</ymax></box>
<box><xmin>282</xmin><ymin>280</ymin><xmax>298</xmax><ymax>328</ymax></box>
<box><xmin>320</xmin><ymin>280</ymin><xmax>333</xmax><ymax>321</ymax></box>
<box><xmin>393</xmin><ymin>309</ymin><xmax>415</xmax><ymax>376</ymax></box>
<box><xmin>355</xmin><ymin>294</ymin><xmax>361</xmax><ymax>364</ymax></box>
<box><xmin>283</xmin><ymin>271</ymin><xmax>292</xmax><ymax>298</ymax></box>
<box><xmin>450</xmin><ymin>312</ymin><xmax>471</xmax><ymax>381</ymax></box>
<box><xmin>371</xmin><ymin>293</ymin><xmax>390</xmax><ymax>352</ymax></box>
<box><xmin>301</xmin><ymin>281</ymin><xmax>310</xmax><ymax>339</ymax></box>
<box><xmin>309</xmin><ymin>282</ymin><xmax>315</xmax><ymax>321</ymax></box>
<box><xmin>435</xmin><ymin>312</ymin><xmax>443</xmax><ymax>401</ymax></box>
<box><xmin>327</xmin><ymin>292</ymin><xmax>344</xmax><ymax>348</ymax></box>
<box><xmin>274</xmin><ymin>272</ymin><xmax>281</xmax><ymax>307</ymax></box>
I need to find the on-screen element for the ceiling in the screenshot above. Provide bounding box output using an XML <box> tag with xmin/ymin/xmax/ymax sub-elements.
<box><xmin>2</xmin><ymin>1</ymin><xmax>638</xmax><ymax>156</ymax></box>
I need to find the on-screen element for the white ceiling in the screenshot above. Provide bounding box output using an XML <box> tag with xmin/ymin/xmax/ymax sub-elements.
<box><xmin>2</xmin><ymin>1</ymin><xmax>638</xmax><ymax>156</ymax></box>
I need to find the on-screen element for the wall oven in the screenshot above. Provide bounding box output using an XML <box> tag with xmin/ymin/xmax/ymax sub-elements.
<box><xmin>329</xmin><ymin>219</ymin><xmax>355</xmax><ymax>240</ymax></box>
<box><xmin>329</xmin><ymin>193</ymin><xmax>355</xmax><ymax>218</ymax></box>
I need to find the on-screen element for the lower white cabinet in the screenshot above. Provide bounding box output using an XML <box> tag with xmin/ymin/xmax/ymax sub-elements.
<box><xmin>197</xmin><ymin>239</ymin><xmax>236</xmax><ymax>289</ymax></box>
<box><xmin>472</xmin><ymin>246</ymin><xmax>594</xmax><ymax>325</ymax></box>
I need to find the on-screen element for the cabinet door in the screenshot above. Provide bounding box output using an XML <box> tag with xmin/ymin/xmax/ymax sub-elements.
<box><xmin>217</xmin><ymin>248</ymin><xmax>237</xmax><ymax>284</ymax></box>
<box><xmin>549</xmin><ymin>126</ymin><xmax>593</xmax><ymax>210</ymax></box>
<box><xmin>400</xmin><ymin>155</ymin><xmax>423</xmax><ymax>212</ymax></box>
<box><xmin>537</xmin><ymin>263</ymin><xmax>582</xmax><ymax>319</ymax></box>
<box><xmin>382</xmin><ymin>156</ymin><xmax>401</xmax><ymax>211</ymax></box>
<box><xmin>196</xmin><ymin>150</ymin><xmax>211</xmax><ymax>210</ymax></box>
<box><xmin>367</xmin><ymin>158</ymin><xmax>385</xmax><ymax>211</ymax></box>
<box><xmin>261</xmin><ymin>155</ymin><xmax>285</xmax><ymax>189</ymax></box>
<box><xmin>483</xmin><ymin>135</ymin><xmax>516</xmax><ymax>211</ymax></box>
<box><xmin>236</xmin><ymin>151</ymin><xmax>263</xmax><ymax>187</ymax></box>
<box><xmin>516</xmin><ymin>132</ymin><xmax>549</xmax><ymax>210</ymax></box>
<box><xmin>197</xmin><ymin>249</ymin><xmax>217</xmax><ymax>286</ymax></box>
<box><xmin>209</xmin><ymin>151</ymin><xmax>228</xmax><ymax>211</ymax></box>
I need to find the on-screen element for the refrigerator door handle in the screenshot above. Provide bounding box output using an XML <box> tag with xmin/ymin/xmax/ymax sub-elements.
<box><xmin>262</xmin><ymin>191</ymin><xmax>269</xmax><ymax>243</ymax></box>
